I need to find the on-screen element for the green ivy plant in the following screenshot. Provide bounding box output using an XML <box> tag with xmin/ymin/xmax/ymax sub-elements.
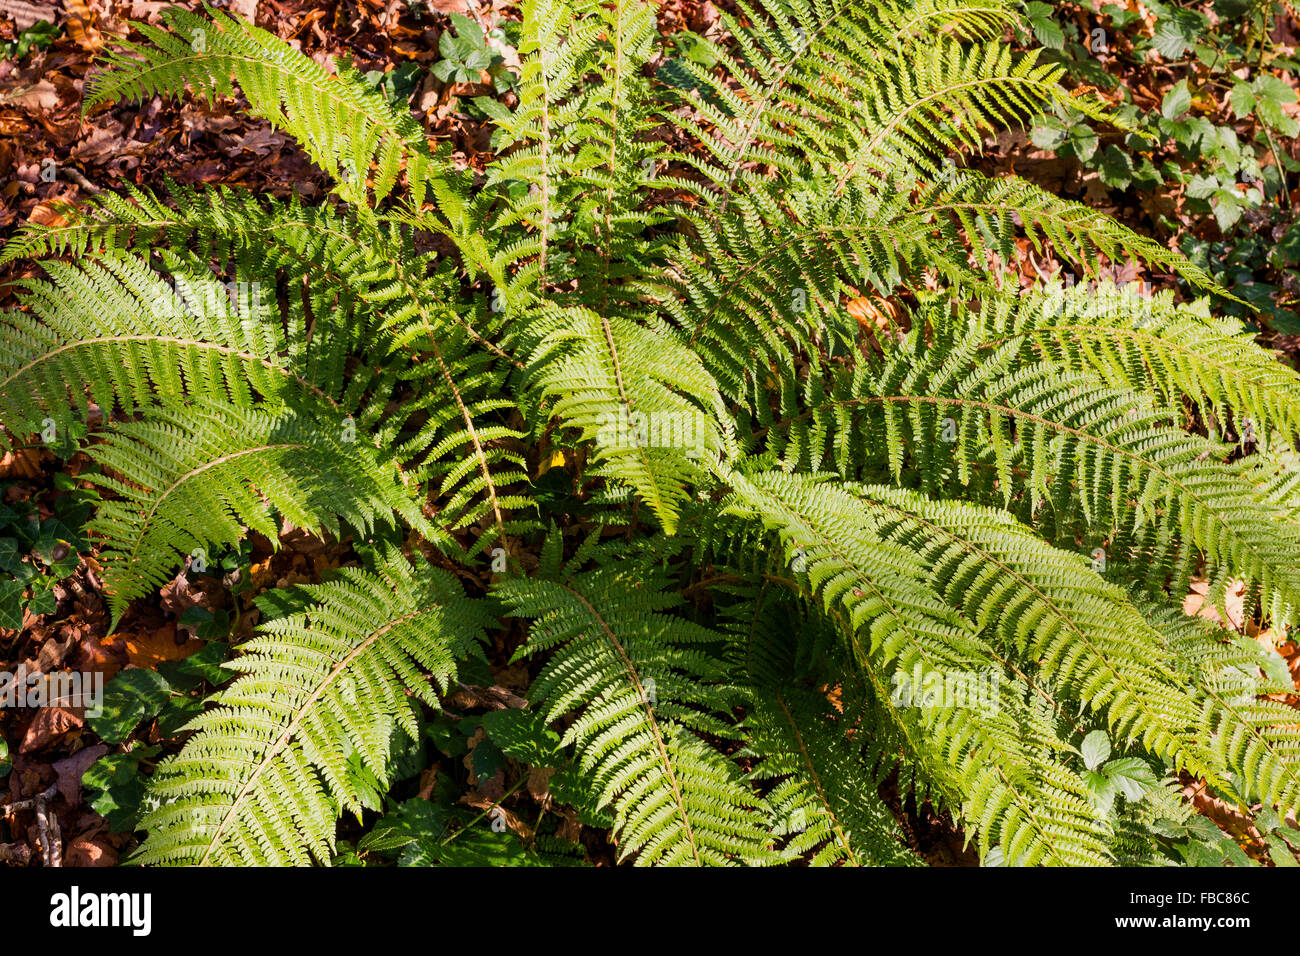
<box><xmin>1022</xmin><ymin>0</ymin><xmax>1300</xmax><ymax>330</ymax></box>
<box><xmin>0</xmin><ymin>474</ymin><xmax>95</xmax><ymax>630</ymax></box>
<box><xmin>432</xmin><ymin>12</ymin><xmax>516</xmax><ymax>93</ymax></box>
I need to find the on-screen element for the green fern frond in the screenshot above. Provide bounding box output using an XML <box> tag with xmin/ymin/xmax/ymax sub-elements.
<box><xmin>86</xmin><ymin>402</ymin><xmax>430</xmax><ymax>623</ymax></box>
<box><xmin>85</xmin><ymin>4</ymin><xmax>430</xmax><ymax>206</ymax></box>
<box><xmin>720</xmin><ymin>470</ymin><xmax>1117</xmax><ymax>865</ymax></box>
<box><xmin>0</xmin><ymin>251</ymin><xmax>357</xmax><ymax>445</ymax></box>
<box><xmin>526</xmin><ymin>307</ymin><xmax>728</xmax><ymax>533</ymax></box>
<box><xmin>134</xmin><ymin>547</ymin><xmax>493</xmax><ymax>865</ymax></box>
<box><xmin>809</xmin><ymin>332</ymin><xmax>1300</xmax><ymax>616</ymax></box>
<box><xmin>972</xmin><ymin>282</ymin><xmax>1300</xmax><ymax>445</ymax></box>
<box><xmin>495</xmin><ymin>534</ymin><xmax>775</xmax><ymax>865</ymax></box>
<box><xmin>727</xmin><ymin>584</ymin><xmax>919</xmax><ymax>865</ymax></box>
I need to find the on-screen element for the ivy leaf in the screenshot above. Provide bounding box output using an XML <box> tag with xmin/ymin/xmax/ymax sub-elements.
<box><xmin>0</xmin><ymin>580</ymin><xmax>24</xmax><ymax>630</ymax></box>
<box><xmin>176</xmin><ymin>606</ymin><xmax>231</xmax><ymax>641</ymax></box>
<box><xmin>481</xmin><ymin>707</ymin><xmax>562</xmax><ymax>766</ymax></box>
<box><xmin>25</xmin><ymin>577</ymin><xmax>57</xmax><ymax>617</ymax></box>
<box><xmin>87</xmin><ymin>669</ymin><xmax>172</xmax><ymax>744</ymax></box>
<box><xmin>82</xmin><ymin>747</ymin><xmax>160</xmax><ymax>833</ymax></box>
<box><xmin>6</xmin><ymin>19</ymin><xmax>58</xmax><ymax>60</ymax></box>
<box><xmin>0</xmin><ymin>538</ymin><xmax>21</xmax><ymax>575</ymax></box>
<box><xmin>157</xmin><ymin>639</ymin><xmax>231</xmax><ymax>688</ymax></box>
<box><xmin>1098</xmin><ymin>145</ymin><xmax>1134</xmax><ymax>189</ymax></box>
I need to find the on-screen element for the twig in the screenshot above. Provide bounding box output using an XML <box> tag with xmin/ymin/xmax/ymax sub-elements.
<box><xmin>1262</xmin><ymin>124</ymin><xmax>1293</xmax><ymax>210</ymax></box>
<box><xmin>58</xmin><ymin>165</ymin><xmax>102</xmax><ymax>196</ymax></box>
<box><xmin>441</xmin><ymin>775</ymin><xmax>530</xmax><ymax>846</ymax></box>
<box><xmin>1</xmin><ymin>784</ymin><xmax>61</xmax><ymax>867</ymax></box>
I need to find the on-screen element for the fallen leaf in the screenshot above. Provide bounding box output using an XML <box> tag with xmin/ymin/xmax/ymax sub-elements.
<box><xmin>1</xmin><ymin>78</ymin><xmax>59</xmax><ymax>112</ymax></box>
<box><xmin>26</xmin><ymin>202</ymin><xmax>68</xmax><ymax>227</ymax></box>
<box><xmin>1183</xmin><ymin>579</ymin><xmax>1252</xmax><ymax>633</ymax></box>
<box><xmin>0</xmin><ymin>448</ymin><xmax>45</xmax><ymax>479</ymax></box>
<box><xmin>63</xmin><ymin>0</ymin><xmax>102</xmax><ymax>51</ymax></box>
<box><xmin>52</xmin><ymin>743</ymin><xmax>108</xmax><ymax>806</ymax></box>
<box><xmin>102</xmin><ymin>624</ymin><xmax>204</xmax><ymax>668</ymax></box>
<box><xmin>64</xmin><ymin>835</ymin><xmax>118</xmax><ymax>867</ymax></box>
<box><xmin>20</xmin><ymin>705</ymin><xmax>83</xmax><ymax>752</ymax></box>
<box><xmin>0</xmin><ymin>0</ymin><xmax>61</xmax><ymax>32</ymax></box>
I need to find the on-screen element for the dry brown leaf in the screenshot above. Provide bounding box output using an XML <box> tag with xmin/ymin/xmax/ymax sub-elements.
<box><xmin>1183</xmin><ymin>579</ymin><xmax>1254</xmax><ymax>634</ymax></box>
<box><xmin>426</xmin><ymin>0</ymin><xmax>472</xmax><ymax>13</ymax></box>
<box><xmin>64</xmin><ymin>835</ymin><xmax>118</xmax><ymax>867</ymax></box>
<box><xmin>63</xmin><ymin>0</ymin><xmax>102</xmax><ymax>51</ymax></box>
<box><xmin>26</xmin><ymin>202</ymin><xmax>68</xmax><ymax>227</ymax></box>
<box><xmin>52</xmin><ymin>743</ymin><xmax>108</xmax><ymax>806</ymax></box>
<box><xmin>20</xmin><ymin>705</ymin><xmax>83</xmax><ymax>753</ymax></box>
<box><xmin>102</xmin><ymin>623</ymin><xmax>204</xmax><ymax>668</ymax></box>
<box><xmin>0</xmin><ymin>0</ymin><xmax>61</xmax><ymax>32</ymax></box>
<box><xmin>0</xmin><ymin>447</ymin><xmax>45</xmax><ymax>479</ymax></box>
<box><xmin>2</xmin><ymin>79</ymin><xmax>59</xmax><ymax>112</ymax></box>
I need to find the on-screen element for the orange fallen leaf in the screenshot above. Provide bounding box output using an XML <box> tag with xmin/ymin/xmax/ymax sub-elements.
<box><xmin>846</xmin><ymin>295</ymin><xmax>903</xmax><ymax>332</ymax></box>
<box><xmin>63</xmin><ymin>0</ymin><xmax>103</xmax><ymax>52</ymax></box>
<box><xmin>26</xmin><ymin>203</ymin><xmax>68</xmax><ymax>228</ymax></box>
<box><xmin>103</xmin><ymin>624</ymin><xmax>204</xmax><ymax>668</ymax></box>
<box><xmin>0</xmin><ymin>447</ymin><xmax>45</xmax><ymax>479</ymax></box>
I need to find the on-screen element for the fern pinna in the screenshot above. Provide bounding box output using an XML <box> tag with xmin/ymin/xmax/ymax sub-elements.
<box><xmin>3</xmin><ymin>0</ymin><xmax>1299</xmax><ymax>867</ymax></box>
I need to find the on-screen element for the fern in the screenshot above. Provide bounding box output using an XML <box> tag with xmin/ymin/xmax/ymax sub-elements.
<box><xmin>134</xmin><ymin>547</ymin><xmax>493</xmax><ymax>865</ymax></box>
<box><xmin>3</xmin><ymin>0</ymin><xmax>1299</xmax><ymax>867</ymax></box>
<box><xmin>87</xmin><ymin>401</ymin><xmax>428</xmax><ymax>623</ymax></box>
<box><xmin>85</xmin><ymin>4</ymin><xmax>431</xmax><ymax>207</ymax></box>
<box><xmin>495</xmin><ymin>533</ymin><xmax>774</xmax><ymax>865</ymax></box>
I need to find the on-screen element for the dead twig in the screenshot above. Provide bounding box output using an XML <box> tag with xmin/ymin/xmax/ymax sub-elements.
<box><xmin>1</xmin><ymin>784</ymin><xmax>61</xmax><ymax>867</ymax></box>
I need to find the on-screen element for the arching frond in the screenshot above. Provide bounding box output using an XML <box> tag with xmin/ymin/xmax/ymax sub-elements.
<box><xmin>86</xmin><ymin>402</ymin><xmax>430</xmax><ymax>622</ymax></box>
<box><xmin>134</xmin><ymin>548</ymin><xmax>493</xmax><ymax>865</ymax></box>
<box><xmin>86</xmin><ymin>4</ymin><xmax>430</xmax><ymax>206</ymax></box>
<box><xmin>495</xmin><ymin>533</ymin><xmax>775</xmax><ymax>865</ymax></box>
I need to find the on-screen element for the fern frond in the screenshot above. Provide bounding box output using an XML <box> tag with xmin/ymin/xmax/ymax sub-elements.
<box><xmin>973</xmin><ymin>282</ymin><xmax>1300</xmax><ymax>445</ymax></box>
<box><xmin>728</xmin><ymin>584</ymin><xmax>919</xmax><ymax>865</ymax></box>
<box><xmin>0</xmin><ymin>251</ymin><xmax>359</xmax><ymax>446</ymax></box>
<box><xmin>526</xmin><ymin>307</ymin><xmax>728</xmax><ymax>533</ymax></box>
<box><xmin>495</xmin><ymin>534</ymin><xmax>775</xmax><ymax>865</ymax></box>
<box><xmin>134</xmin><ymin>548</ymin><xmax>492</xmax><ymax>865</ymax></box>
<box><xmin>671</xmin><ymin>172</ymin><xmax>1216</xmax><ymax>407</ymax></box>
<box><xmin>721</xmin><ymin>470</ymin><xmax>1117</xmax><ymax>865</ymax></box>
<box><xmin>86</xmin><ymin>4</ymin><xmax>429</xmax><ymax>206</ymax></box>
<box><xmin>814</xmin><ymin>332</ymin><xmax>1300</xmax><ymax>615</ymax></box>
<box><xmin>86</xmin><ymin>402</ymin><xmax>429</xmax><ymax>622</ymax></box>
